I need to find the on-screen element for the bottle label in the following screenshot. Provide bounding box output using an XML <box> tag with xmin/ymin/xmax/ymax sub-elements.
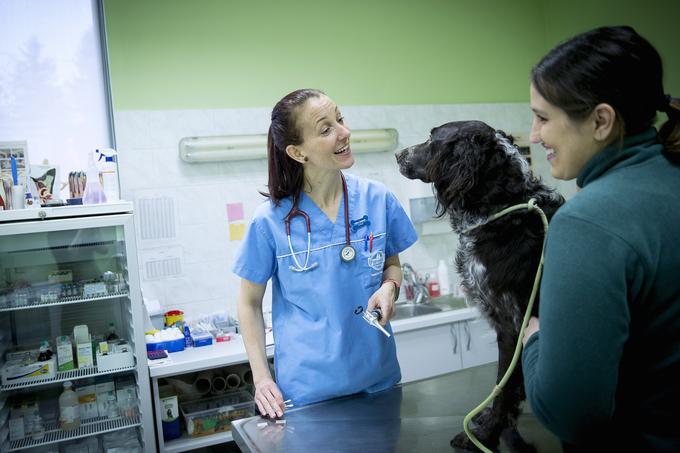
<box><xmin>61</xmin><ymin>406</ymin><xmax>78</xmax><ymax>423</ymax></box>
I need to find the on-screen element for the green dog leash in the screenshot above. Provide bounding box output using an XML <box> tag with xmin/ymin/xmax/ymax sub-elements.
<box><xmin>462</xmin><ymin>198</ymin><xmax>549</xmax><ymax>453</ymax></box>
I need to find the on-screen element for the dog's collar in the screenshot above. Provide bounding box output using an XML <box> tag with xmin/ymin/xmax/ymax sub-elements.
<box><xmin>460</xmin><ymin>199</ymin><xmax>541</xmax><ymax>235</ymax></box>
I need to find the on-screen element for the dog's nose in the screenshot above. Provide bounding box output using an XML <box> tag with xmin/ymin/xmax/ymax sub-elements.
<box><xmin>395</xmin><ymin>149</ymin><xmax>406</xmax><ymax>163</ymax></box>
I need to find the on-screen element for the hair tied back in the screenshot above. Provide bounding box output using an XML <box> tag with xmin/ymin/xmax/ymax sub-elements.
<box><xmin>659</xmin><ymin>93</ymin><xmax>672</xmax><ymax>112</ymax></box>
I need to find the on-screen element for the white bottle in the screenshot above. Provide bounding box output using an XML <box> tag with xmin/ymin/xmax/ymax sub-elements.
<box><xmin>96</xmin><ymin>148</ymin><xmax>119</xmax><ymax>202</ymax></box>
<box><xmin>59</xmin><ymin>381</ymin><xmax>81</xmax><ymax>430</ymax></box>
<box><xmin>83</xmin><ymin>152</ymin><xmax>107</xmax><ymax>205</ymax></box>
<box><xmin>438</xmin><ymin>259</ymin><xmax>451</xmax><ymax>295</ymax></box>
<box><xmin>31</xmin><ymin>411</ymin><xmax>45</xmax><ymax>440</ymax></box>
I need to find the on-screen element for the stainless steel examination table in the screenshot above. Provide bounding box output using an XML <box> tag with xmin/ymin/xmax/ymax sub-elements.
<box><xmin>232</xmin><ymin>363</ymin><xmax>561</xmax><ymax>452</ymax></box>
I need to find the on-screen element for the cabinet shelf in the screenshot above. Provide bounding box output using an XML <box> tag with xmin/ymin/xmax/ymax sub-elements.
<box><xmin>0</xmin><ymin>291</ymin><xmax>129</xmax><ymax>313</ymax></box>
<box><xmin>163</xmin><ymin>431</ymin><xmax>234</xmax><ymax>452</ymax></box>
<box><xmin>1</xmin><ymin>364</ymin><xmax>137</xmax><ymax>392</ymax></box>
<box><xmin>7</xmin><ymin>415</ymin><xmax>141</xmax><ymax>451</ymax></box>
<box><xmin>0</xmin><ymin>206</ymin><xmax>156</xmax><ymax>450</ymax></box>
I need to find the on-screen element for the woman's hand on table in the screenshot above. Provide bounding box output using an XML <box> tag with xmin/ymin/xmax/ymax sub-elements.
<box><xmin>254</xmin><ymin>376</ymin><xmax>285</xmax><ymax>418</ymax></box>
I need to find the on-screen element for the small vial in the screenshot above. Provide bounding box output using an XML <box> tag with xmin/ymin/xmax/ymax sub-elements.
<box><xmin>106</xmin><ymin>397</ymin><xmax>120</xmax><ymax>419</ymax></box>
<box><xmin>31</xmin><ymin>411</ymin><xmax>45</xmax><ymax>440</ymax></box>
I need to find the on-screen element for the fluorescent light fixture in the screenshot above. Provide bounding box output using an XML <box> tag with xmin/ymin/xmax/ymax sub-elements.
<box><xmin>179</xmin><ymin>128</ymin><xmax>399</xmax><ymax>163</ymax></box>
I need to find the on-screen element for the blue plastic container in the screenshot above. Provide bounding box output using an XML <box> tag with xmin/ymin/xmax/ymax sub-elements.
<box><xmin>146</xmin><ymin>337</ymin><xmax>185</xmax><ymax>353</ymax></box>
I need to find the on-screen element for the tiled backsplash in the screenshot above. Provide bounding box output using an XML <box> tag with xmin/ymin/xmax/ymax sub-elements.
<box><xmin>114</xmin><ymin>103</ymin><xmax>576</xmax><ymax>319</ymax></box>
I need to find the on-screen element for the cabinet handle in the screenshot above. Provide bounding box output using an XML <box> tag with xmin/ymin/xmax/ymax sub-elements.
<box><xmin>464</xmin><ymin>321</ymin><xmax>471</xmax><ymax>350</ymax></box>
<box><xmin>450</xmin><ymin>324</ymin><xmax>458</xmax><ymax>354</ymax></box>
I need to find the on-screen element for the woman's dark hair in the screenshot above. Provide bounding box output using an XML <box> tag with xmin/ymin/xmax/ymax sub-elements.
<box><xmin>262</xmin><ymin>88</ymin><xmax>325</xmax><ymax>209</ymax></box>
<box><xmin>531</xmin><ymin>25</ymin><xmax>680</xmax><ymax>156</ymax></box>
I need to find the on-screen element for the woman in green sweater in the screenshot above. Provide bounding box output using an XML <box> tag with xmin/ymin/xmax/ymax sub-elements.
<box><xmin>521</xmin><ymin>26</ymin><xmax>680</xmax><ymax>451</ymax></box>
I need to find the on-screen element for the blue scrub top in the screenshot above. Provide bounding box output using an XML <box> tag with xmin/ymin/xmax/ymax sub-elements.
<box><xmin>232</xmin><ymin>173</ymin><xmax>418</xmax><ymax>406</ymax></box>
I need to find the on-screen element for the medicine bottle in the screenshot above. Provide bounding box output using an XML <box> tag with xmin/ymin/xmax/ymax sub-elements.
<box><xmin>59</xmin><ymin>381</ymin><xmax>81</xmax><ymax>430</ymax></box>
<box><xmin>438</xmin><ymin>259</ymin><xmax>452</xmax><ymax>295</ymax></box>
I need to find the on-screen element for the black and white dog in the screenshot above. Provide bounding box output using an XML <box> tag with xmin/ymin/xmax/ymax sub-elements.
<box><xmin>396</xmin><ymin>120</ymin><xmax>565</xmax><ymax>452</ymax></box>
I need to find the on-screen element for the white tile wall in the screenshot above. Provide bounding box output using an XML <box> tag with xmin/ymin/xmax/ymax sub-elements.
<box><xmin>114</xmin><ymin>103</ymin><xmax>576</xmax><ymax>319</ymax></box>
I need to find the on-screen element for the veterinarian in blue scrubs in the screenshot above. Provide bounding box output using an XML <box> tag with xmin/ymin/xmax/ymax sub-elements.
<box><xmin>233</xmin><ymin>89</ymin><xmax>417</xmax><ymax>418</ymax></box>
<box><xmin>522</xmin><ymin>26</ymin><xmax>680</xmax><ymax>451</ymax></box>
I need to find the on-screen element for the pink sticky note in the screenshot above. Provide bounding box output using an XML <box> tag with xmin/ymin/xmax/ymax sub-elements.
<box><xmin>227</xmin><ymin>202</ymin><xmax>244</xmax><ymax>222</ymax></box>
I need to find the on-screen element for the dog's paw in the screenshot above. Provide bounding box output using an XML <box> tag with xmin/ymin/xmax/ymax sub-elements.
<box><xmin>471</xmin><ymin>407</ymin><xmax>493</xmax><ymax>427</ymax></box>
<box><xmin>450</xmin><ymin>429</ymin><xmax>500</xmax><ymax>452</ymax></box>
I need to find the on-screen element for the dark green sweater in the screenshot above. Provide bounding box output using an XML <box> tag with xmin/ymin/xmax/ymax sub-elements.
<box><xmin>522</xmin><ymin>129</ymin><xmax>680</xmax><ymax>451</ymax></box>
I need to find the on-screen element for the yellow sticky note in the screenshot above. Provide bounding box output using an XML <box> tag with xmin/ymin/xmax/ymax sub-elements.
<box><xmin>229</xmin><ymin>223</ymin><xmax>245</xmax><ymax>241</ymax></box>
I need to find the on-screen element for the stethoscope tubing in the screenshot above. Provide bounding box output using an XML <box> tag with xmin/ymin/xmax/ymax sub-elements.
<box><xmin>284</xmin><ymin>173</ymin><xmax>351</xmax><ymax>272</ymax></box>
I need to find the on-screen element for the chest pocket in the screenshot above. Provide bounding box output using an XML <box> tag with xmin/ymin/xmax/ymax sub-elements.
<box><xmin>358</xmin><ymin>233</ymin><xmax>386</xmax><ymax>291</ymax></box>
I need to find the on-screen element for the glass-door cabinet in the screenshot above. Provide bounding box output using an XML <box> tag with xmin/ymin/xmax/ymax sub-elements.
<box><xmin>0</xmin><ymin>204</ymin><xmax>155</xmax><ymax>452</ymax></box>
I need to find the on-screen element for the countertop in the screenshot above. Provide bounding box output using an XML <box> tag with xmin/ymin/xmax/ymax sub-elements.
<box><xmin>232</xmin><ymin>362</ymin><xmax>562</xmax><ymax>453</ymax></box>
<box><xmin>148</xmin><ymin>299</ymin><xmax>479</xmax><ymax>378</ymax></box>
<box><xmin>390</xmin><ymin>294</ymin><xmax>480</xmax><ymax>334</ymax></box>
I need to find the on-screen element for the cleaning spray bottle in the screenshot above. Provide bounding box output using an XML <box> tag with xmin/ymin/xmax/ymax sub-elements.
<box><xmin>96</xmin><ymin>148</ymin><xmax>119</xmax><ymax>202</ymax></box>
<box><xmin>83</xmin><ymin>151</ymin><xmax>107</xmax><ymax>205</ymax></box>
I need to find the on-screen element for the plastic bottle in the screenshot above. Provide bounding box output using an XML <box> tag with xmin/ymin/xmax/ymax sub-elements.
<box><xmin>82</xmin><ymin>152</ymin><xmax>107</xmax><ymax>205</ymax></box>
<box><xmin>122</xmin><ymin>388</ymin><xmax>138</xmax><ymax>418</ymax></box>
<box><xmin>106</xmin><ymin>396</ymin><xmax>120</xmax><ymax>419</ymax></box>
<box><xmin>438</xmin><ymin>259</ymin><xmax>452</xmax><ymax>296</ymax></box>
<box><xmin>106</xmin><ymin>322</ymin><xmax>119</xmax><ymax>341</ymax></box>
<box><xmin>31</xmin><ymin>410</ymin><xmax>45</xmax><ymax>440</ymax></box>
<box><xmin>96</xmin><ymin>148</ymin><xmax>119</xmax><ymax>202</ymax></box>
<box><xmin>427</xmin><ymin>278</ymin><xmax>441</xmax><ymax>298</ymax></box>
<box><xmin>37</xmin><ymin>339</ymin><xmax>51</xmax><ymax>361</ymax></box>
<box><xmin>59</xmin><ymin>381</ymin><xmax>81</xmax><ymax>430</ymax></box>
<box><xmin>183</xmin><ymin>325</ymin><xmax>193</xmax><ymax>348</ymax></box>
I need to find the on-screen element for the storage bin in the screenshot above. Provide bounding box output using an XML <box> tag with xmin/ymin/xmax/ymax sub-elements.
<box><xmin>180</xmin><ymin>390</ymin><xmax>255</xmax><ymax>437</ymax></box>
<box><xmin>146</xmin><ymin>337</ymin><xmax>185</xmax><ymax>353</ymax></box>
<box><xmin>96</xmin><ymin>348</ymin><xmax>135</xmax><ymax>371</ymax></box>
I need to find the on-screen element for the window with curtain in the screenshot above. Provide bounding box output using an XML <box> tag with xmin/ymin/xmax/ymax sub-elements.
<box><xmin>0</xmin><ymin>0</ymin><xmax>113</xmax><ymax>202</ymax></box>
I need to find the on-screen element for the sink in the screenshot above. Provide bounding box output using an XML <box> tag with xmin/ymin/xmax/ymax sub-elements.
<box><xmin>392</xmin><ymin>303</ymin><xmax>443</xmax><ymax>320</ymax></box>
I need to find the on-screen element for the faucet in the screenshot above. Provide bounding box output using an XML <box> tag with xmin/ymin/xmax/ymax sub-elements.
<box><xmin>401</xmin><ymin>263</ymin><xmax>430</xmax><ymax>304</ymax></box>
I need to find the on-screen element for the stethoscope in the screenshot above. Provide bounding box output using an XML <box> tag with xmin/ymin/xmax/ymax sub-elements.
<box><xmin>285</xmin><ymin>173</ymin><xmax>356</xmax><ymax>272</ymax></box>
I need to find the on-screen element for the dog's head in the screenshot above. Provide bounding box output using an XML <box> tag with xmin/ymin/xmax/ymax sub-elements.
<box><xmin>396</xmin><ymin>120</ymin><xmax>534</xmax><ymax>227</ymax></box>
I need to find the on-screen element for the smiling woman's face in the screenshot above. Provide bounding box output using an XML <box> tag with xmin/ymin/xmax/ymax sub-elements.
<box><xmin>529</xmin><ymin>84</ymin><xmax>601</xmax><ymax>181</ymax></box>
<box><xmin>294</xmin><ymin>95</ymin><xmax>354</xmax><ymax>172</ymax></box>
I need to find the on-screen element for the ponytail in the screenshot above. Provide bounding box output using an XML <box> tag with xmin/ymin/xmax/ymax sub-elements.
<box><xmin>659</xmin><ymin>95</ymin><xmax>680</xmax><ymax>159</ymax></box>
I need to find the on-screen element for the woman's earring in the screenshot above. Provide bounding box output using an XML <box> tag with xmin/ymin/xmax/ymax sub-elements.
<box><xmin>303</xmin><ymin>156</ymin><xmax>308</xmax><ymax>162</ymax></box>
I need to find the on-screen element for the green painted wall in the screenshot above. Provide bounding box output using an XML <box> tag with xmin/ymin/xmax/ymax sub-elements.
<box><xmin>103</xmin><ymin>0</ymin><xmax>545</xmax><ymax>109</ymax></box>
<box><xmin>104</xmin><ymin>0</ymin><xmax>679</xmax><ymax>111</ymax></box>
<box><xmin>542</xmin><ymin>0</ymin><xmax>679</xmax><ymax>99</ymax></box>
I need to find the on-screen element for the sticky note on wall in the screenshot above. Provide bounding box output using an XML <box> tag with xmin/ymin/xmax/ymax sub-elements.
<box><xmin>229</xmin><ymin>223</ymin><xmax>245</xmax><ymax>241</ymax></box>
<box><xmin>227</xmin><ymin>203</ymin><xmax>244</xmax><ymax>222</ymax></box>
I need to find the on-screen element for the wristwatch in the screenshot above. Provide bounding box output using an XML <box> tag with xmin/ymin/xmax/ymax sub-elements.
<box><xmin>382</xmin><ymin>279</ymin><xmax>401</xmax><ymax>302</ymax></box>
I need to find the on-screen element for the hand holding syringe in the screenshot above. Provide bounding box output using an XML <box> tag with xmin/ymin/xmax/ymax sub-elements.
<box><xmin>362</xmin><ymin>307</ymin><xmax>391</xmax><ymax>338</ymax></box>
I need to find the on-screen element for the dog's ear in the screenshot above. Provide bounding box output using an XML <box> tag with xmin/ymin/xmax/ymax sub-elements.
<box><xmin>427</xmin><ymin>132</ymin><xmax>491</xmax><ymax>214</ymax></box>
<box><xmin>496</xmin><ymin>129</ymin><xmax>515</xmax><ymax>145</ymax></box>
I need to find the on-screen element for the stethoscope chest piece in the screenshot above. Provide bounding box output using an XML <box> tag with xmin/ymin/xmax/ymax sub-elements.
<box><xmin>340</xmin><ymin>244</ymin><xmax>356</xmax><ymax>262</ymax></box>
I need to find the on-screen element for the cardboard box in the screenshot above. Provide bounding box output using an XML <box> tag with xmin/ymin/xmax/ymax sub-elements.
<box><xmin>96</xmin><ymin>348</ymin><xmax>134</xmax><ymax>372</ymax></box>
<box><xmin>56</xmin><ymin>335</ymin><xmax>74</xmax><ymax>371</ymax></box>
<box><xmin>73</xmin><ymin>325</ymin><xmax>93</xmax><ymax>369</ymax></box>
<box><xmin>95</xmin><ymin>376</ymin><xmax>116</xmax><ymax>418</ymax></box>
<box><xmin>76</xmin><ymin>378</ymin><xmax>98</xmax><ymax>420</ymax></box>
<box><xmin>1</xmin><ymin>355</ymin><xmax>56</xmax><ymax>385</ymax></box>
